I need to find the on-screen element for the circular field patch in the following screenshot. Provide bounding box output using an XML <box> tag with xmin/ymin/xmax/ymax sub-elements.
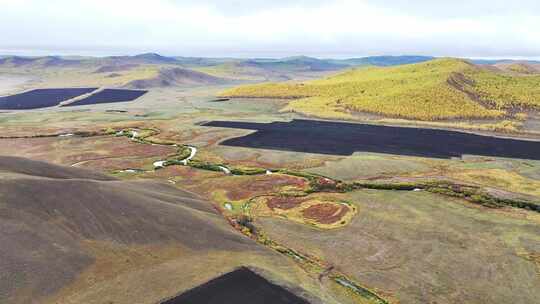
<box><xmin>266</xmin><ymin>196</ymin><xmax>305</xmax><ymax>210</ymax></box>
<box><xmin>302</xmin><ymin>203</ymin><xmax>349</xmax><ymax>225</ymax></box>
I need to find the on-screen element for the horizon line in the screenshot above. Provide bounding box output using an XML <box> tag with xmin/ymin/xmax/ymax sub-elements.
<box><xmin>1</xmin><ymin>51</ymin><xmax>539</xmax><ymax>62</ymax></box>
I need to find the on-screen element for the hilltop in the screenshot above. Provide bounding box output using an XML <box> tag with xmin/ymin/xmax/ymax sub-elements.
<box><xmin>0</xmin><ymin>55</ymin><xmax>83</xmax><ymax>68</ymax></box>
<box><xmin>221</xmin><ymin>58</ymin><xmax>540</xmax><ymax>120</ymax></box>
<box><xmin>0</xmin><ymin>54</ymin><xmax>472</xmax><ymax>86</ymax></box>
<box><xmin>495</xmin><ymin>62</ymin><xmax>540</xmax><ymax>75</ymax></box>
<box><xmin>125</xmin><ymin>67</ymin><xmax>229</xmax><ymax>88</ymax></box>
<box><xmin>0</xmin><ymin>53</ymin><xmax>535</xmax><ymax>72</ymax></box>
<box><xmin>197</xmin><ymin>55</ymin><xmax>435</xmax><ymax>81</ymax></box>
<box><xmin>196</xmin><ymin>61</ymin><xmax>294</xmax><ymax>81</ymax></box>
<box><xmin>331</xmin><ymin>55</ymin><xmax>434</xmax><ymax>67</ymax></box>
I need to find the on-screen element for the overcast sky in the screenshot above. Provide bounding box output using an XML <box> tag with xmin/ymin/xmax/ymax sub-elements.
<box><xmin>1</xmin><ymin>0</ymin><xmax>539</xmax><ymax>58</ymax></box>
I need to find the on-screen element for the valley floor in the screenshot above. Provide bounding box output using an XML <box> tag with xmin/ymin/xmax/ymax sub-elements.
<box><xmin>0</xmin><ymin>79</ymin><xmax>539</xmax><ymax>304</ymax></box>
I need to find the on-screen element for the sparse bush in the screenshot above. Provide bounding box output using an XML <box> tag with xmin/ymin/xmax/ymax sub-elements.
<box><xmin>515</xmin><ymin>112</ymin><xmax>528</xmax><ymax>121</ymax></box>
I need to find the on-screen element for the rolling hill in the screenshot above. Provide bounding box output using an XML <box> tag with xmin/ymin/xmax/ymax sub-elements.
<box><xmin>125</xmin><ymin>67</ymin><xmax>229</xmax><ymax>88</ymax></box>
<box><xmin>92</xmin><ymin>63</ymin><xmax>140</xmax><ymax>73</ymax></box>
<box><xmin>0</xmin><ymin>157</ymin><xmax>320</xmax><ymax>304</ymax></box>
<box><xmin>0</xmin><ymin>53</ymin><xmax>181</xmax><ymax>69</ymax></box>
<box><xmin>238</xmin><ymin>55</ymin><xmax>436</xmax><ymax>70</ymax></box>
<box><xmin>90</xmin><ymin>53</ymin><xmax>181</xmax><ymax>66</ymax></box>
<box><xmin>0</xmin><ymin>56</ymin><xmax>82</xmax><ymax>68</ymax></box>
<box><xmin>196</xmin><ymin>56</ymin><xmax>437</xmax><ymax>81</ymax></box>
<box><xmin>494</xmin><ymin>62</ymin><xmax>540</xmax><ymax>75</ymax></box>
<box><xmin>220</xmin><ymin>58</ymin><xmax>540</xmax><ymax>120</ymax></box>
<box><xmin>248</xmin><ymin>56</ymin><xmax>347</xmax><ymax>71</ymax></box>
<box><xmin>332</xmin><ymin>55</ymin><xmax>434</xmax><ymax>67</ymax></box>
<box><xmin>196</xmin><ymin>61</ymin><xmax>293</xmax><ymax>81</ymax></box>
<box><xmin>0</xmin><ymin>53</ymin><xmax>535</xmax><ymax>72</ymax></box>
<box><xmin>196</xmin><ymin>56</ymin><xmax>349</xmax><ymax>81</ymax></box>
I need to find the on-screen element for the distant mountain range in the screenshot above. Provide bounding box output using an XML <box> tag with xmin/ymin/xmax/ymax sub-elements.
<box><xmin>470</xmin><ymin>59</ymin><xmax>540</xmax><ymax>65</ymax></box>
<box><xmin>2</xmin><ymin>52</ymin><xmax>539</xmax><ymax>70</ymax></box>
<box><xmin>2</xmin><ymin>53</ymin><xmax>538</xmax><ymax>88</ymax></box>
<box><xmin>329</xmin><ymin>55</ymin><xmax>436</xmax><ymax>67</ymax></box>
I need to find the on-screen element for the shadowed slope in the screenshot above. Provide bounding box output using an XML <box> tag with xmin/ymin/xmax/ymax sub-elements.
<box><xmin>0</xmin><ymin>156</ymin><xmax>114</xmax><ymax>180</ymax></box>
<box><xmin>0</xmin><ymin>157</ymin><xmax>263</xmax><ymax>304</ymax></box>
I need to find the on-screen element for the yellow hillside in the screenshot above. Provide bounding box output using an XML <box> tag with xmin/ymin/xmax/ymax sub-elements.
<box><xmin>220</xmin><ymin>58</ymin><xmax>540</xmax><ymax>120</ymax></box>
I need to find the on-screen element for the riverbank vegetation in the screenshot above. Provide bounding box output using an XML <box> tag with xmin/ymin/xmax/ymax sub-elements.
<box><xmin>4</xmin><ymin>125</ymin><xmax>539</xmax><ymax>304</ymax></box>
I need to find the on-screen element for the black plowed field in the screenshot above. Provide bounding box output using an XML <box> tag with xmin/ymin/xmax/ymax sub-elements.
<box><xmin>161</xmin><ymin>267</ymin><xmax>310</xmax><ymax>304</ymax></box>
<box><xmin>62</xmin><ymin>89</ymin><xmax>147</xmax><ymax>106</ymax></box>
<box><xmin>0</xmin><ymin>88</ymin><xmax>97</xmax><ymax>109</ymax></box>
<box><xmin>204</xmin><ymin>119</ymin><xmax>540</xmax><ymax>160</ymax></box>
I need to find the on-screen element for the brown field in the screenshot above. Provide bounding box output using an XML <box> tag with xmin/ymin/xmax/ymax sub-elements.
<box><xmin>0</xmin><ymin>135</ymin><xmax>176</xmax><ymax>169</ymax></box>
<box><xmin>267</xmin><ymin>195</ymin><xmax>306</xmax><ymax>210</ymax></box>
<box><xmin>302</xmin><ymin>203</ymin><xmax>350</xmax><ymax>225</ymax></box>
<box><xmin>250</xmin><ymin>194</ymin><xmax>357</xmax><ymax>230</ymax></box>
<box><xmin>226</xmin><ymin>174</ymin><xmax>309</xmax><ymax>201</ymax></box>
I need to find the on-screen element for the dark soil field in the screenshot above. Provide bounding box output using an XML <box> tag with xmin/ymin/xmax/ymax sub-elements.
<box><xmin>63</xmin><ymin>89</ymin><xmax>147</xmax><ymax>106</ymax></box>
<box><xmin>204</xmin><ymin>119</ymin><xmax>540</xmax><ymax>160</ymax></box>
<box><xmin>161</xmin><ymin>267</ymin><xmax>310</xmax><ymax>304</ymax></box>
<box><xmin>0</xmin><ymin>88</ymin><xmax>97</xmax><ymax>109</ymax></box>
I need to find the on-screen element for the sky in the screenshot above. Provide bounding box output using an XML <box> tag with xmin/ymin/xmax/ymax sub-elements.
<box><xmin>1</xmin><ymin>0</ymin><xmax>539</xmax><ymax>59</ymax></box>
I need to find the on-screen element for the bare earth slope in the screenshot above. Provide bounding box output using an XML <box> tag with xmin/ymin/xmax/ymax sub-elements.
<box><xmin>0</xmin><ymin>157</ymin><xmax>318</xmax><ymax>304</ymax></box>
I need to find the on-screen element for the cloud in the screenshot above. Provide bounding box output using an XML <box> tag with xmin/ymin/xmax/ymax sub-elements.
<box><xmin>0</xmin><ymin>0</ymin><xmax>538</xmax><ymax>58</ymax></box>
<box><xmin>170</xmin><ymin>0</ymin><xmax>334</xmax><ymax>16</ymax></box>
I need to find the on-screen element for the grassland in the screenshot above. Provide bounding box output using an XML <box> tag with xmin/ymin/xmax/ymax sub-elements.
<box><xmin>2</xmin><ymin>68</ymin><xmax>540</xmax><ymax>304</ymax></box>
<box><xmin>257</xmin><ymin>189</ymin><xmax>540</xmax><ymax>304</ymax></box>
<box><xmin>497</xmin><ymin>63</ymin><xmax>540</xmax><ymax>75</ymax></box>
<box><xmin>196</xmin><ymin>62</ymin><xmax>263</xmax><ymax>80</ymax></box>
<box><xmin>0</xmin><ymin>64</ymin><xmax>162</xmax><ymax>89</ymax></box>
<box><xmin>2</xmin><ymin>104</ymin><xmax>540</xmax><ymax>304</ymax></box>
<box><xmin>221</xmin><ymin>58</ymin><xmax>540</xmax><ymax>121</ymax></box>
<box><xmin>449</xmin><ymin>168</ymin><xmax>540</xmax><ymax>197</ymax></box>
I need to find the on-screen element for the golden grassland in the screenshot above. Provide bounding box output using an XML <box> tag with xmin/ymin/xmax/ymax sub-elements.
<box><xmin>376</xmin><ymin>118</ymin><xmax>526</xmax><ymax>133</ymax></box>
<box><xmin>221</xmin><ymin>58</ymin><xmax>540</xmax><ymax>121</ymax></box>
<box><xmin>449</xmin><ymin>168</ymin><xmax>540</xmax><ymax>197</ymax></box>
<box><xmin>504</xmin><ymin>63</ymin><xmax>539</xmax><ymax>75</ymax></box>
<box><xmin>469</xmin><ymin>68</ymin><xmax>540</xmax><ymax>108</ymax></box>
